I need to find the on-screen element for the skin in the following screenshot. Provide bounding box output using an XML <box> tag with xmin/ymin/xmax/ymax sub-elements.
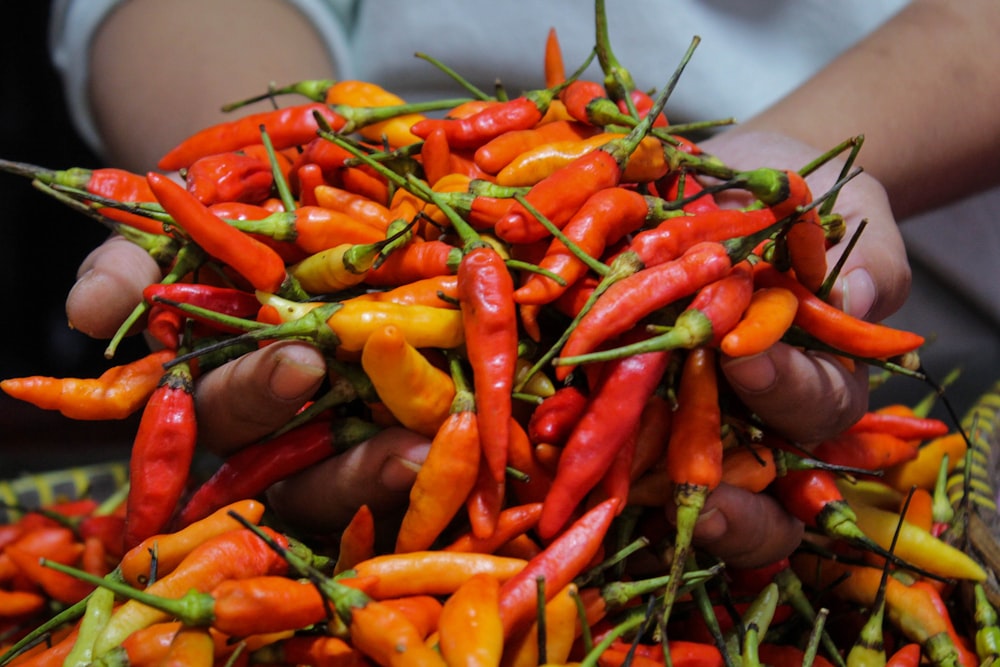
<box><xmin>65</xmin><ymin>0</ymin><xmax>1000</xmax><ymax>567</ymax></box>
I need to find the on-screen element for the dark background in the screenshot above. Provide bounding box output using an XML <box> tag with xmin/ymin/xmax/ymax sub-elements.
<box><xmin>1</xmin><ymin>3</ymin><xmax>146</xmax><ymax>473</ymax></box>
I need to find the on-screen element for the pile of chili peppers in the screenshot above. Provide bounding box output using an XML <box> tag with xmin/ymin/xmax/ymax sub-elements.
<box><xmin>2</xmin><ymin>1</ymin><xmax>999</xmax><ymax>665</ymax></box>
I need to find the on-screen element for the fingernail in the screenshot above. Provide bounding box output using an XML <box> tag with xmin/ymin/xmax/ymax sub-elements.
<box><xmin>722</xmin><ymin>352</ymin><xmax>777</xmax><ymax>393</ymax></box>
<box><xmin>380</xmin><ymin>454</ymin><xmax>424</xmax><ymax>491</ymax></box>
<box><xmin>840</xmin><ymin>268</ymin><xmax>876</xmax><ymax>320</ymax></box>
<box><xmin>269</xmin><ymin>353</ymin><xmax>326</xmax><ymax>401</ymax></box>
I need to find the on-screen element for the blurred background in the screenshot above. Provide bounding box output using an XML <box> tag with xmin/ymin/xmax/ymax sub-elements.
<box><xmin>0</xmin><ymin>3</ymin><xmax>146</xmax><ymax>474</ymax></box>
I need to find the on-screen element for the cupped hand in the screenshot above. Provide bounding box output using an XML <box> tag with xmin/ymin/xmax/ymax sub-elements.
<box><xmin>700</xmin><ymin>129</ymin><xmax>912</xmax><ymax>445</ymax></box>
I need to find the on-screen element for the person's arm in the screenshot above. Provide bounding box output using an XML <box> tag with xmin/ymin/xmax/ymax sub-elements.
<box><xmin>738</xmin><ymin>0</ymin><xmax>1000</xmax><ymax>221</ymax></box>
<box><xmin>87</xmin><ymin>0</ymin><xmax>341</xmax><ymax>174</ymax></box>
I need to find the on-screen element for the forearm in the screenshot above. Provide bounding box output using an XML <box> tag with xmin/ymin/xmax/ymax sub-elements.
<box><xmin>736</xmin><ymin>0</ymin><xmax>1000</xmax><ymax>220</ymax></box>
<box><xmin>87</xmin><ymin>0</ymin><xmax>340</xmax><ymax>173</ymax></box>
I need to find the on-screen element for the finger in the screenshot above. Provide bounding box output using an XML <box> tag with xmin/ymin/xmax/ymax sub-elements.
<box><xmin>684</xmin><ymin>483</ymin><xmax>804</xmax><ymax>570</ymax></box>
<box><xmin>721</xmin><ymin>342</ymin><xmax>869</xmax><ymax>444</ymax></box>
<box><xmin>194</xmin><ymin>341</ymin><xmax>327</xmax><ymax>454</ymax></box>
<box><xmin>66</xmin><ymin>234</ymin><xmax>162</xmax><ymax>339</ymax></box>
<box><xmin>266</xmin><ymin>427</ymin><xmax>431</xmax><ymax>537</ymax></box>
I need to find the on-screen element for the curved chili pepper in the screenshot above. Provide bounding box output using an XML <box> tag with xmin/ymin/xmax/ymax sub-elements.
<box><xmin>159</xmin><ymin>626</ymin><xmax>215</xmax><ymax>667</ymax></box>
<box><xmin>410</xmin><ymin>88</ymin><xmax>559</xmax><ymax>149</ymax></box>
<box><xmin>361</xmin><ymin>324</ymin><xmax>456</xmax><ymax>438</ymax></box>
<box><xmin>465</xmin><ymin>458</ymin><xmax>507</xmax><ymax>540</ymax></box>
<box><xmin>157</xmin><ymin>102</ymin><xmax>343</xmax><ymax>171</ymax></box>
<box><xmin>349</xmin><ymin>598</ymin><xmax>449</xmax><ymax>667</ymax></box>
<box><xmin>498</xmin><ymin>498</ymin><xmax>617</xmax><ymax>639</ymax></box>
<box><xmin>313</xmin><ymin>184</ymin><xmax>394</xmax><ymax>231</ymax></box>
<box><xmin>123</xmin><ymin>353</ymin><xmax>196</xmax><ymax>550</ymax></box>
<box><xmin>230</xmin><ymin>205</ymin><xmax>387</xmax><ymax>254</ymax></box>
<box><xmin>846</xmin><ymin>410</ymin><xmax>950</xmax><ymax>441</ymax></box>
<box><xmin>334</xmin><ymin>505</ymin><xmax>375</xmax><ymax>576</ymax></box>
<box><xmin>909</xmin><ymin>580</ymin><xmax>980</xmax><ymax>667</ymax></box>
<box><xmin>184</xmin><ymin>150</ymin><xmax>274</xmax><ymax>206</ymax></box>
<box><xmin>444</xmin><ymin>502</ymin><xmax>544</xmax><ymax>555</ymax></box>
<box><xmin>514</xmin><ymin>186</ymin><xmax>649</xmax><ymax>306</ymax></box>
<box><xmin>0</xmin><ymin>348</ymin><xmax>175</xmax><ymax>421</ymax></box>
<box><xmin>324</xmin><ymin>79</ymin><xmax>424</xmax><ymax>147</ymax></box>
<box><xmin>177</xmin><ymin>417</ymin><xmax>380</xmax><ymax>526</ymax></box>
<box><xmin>142</xmin><ymin>282</ymin><xmax>261</xmax><ymax>336</ymax></box>
<box><xmin>784</xmin><ymin>216</ymin><xmax>829</xmax><ymax>294</ymax></box>
<box><xmin>720</xmin><ymin>286</ymin><xmax>799</xmax><ymax>358</ymax></box>
<box><xmin>555</xmin><ymin>242</ymin><xmax>732</xmax><ymax>378</ymax></box>
<box><xmin>458</xmin><ymin>245</ymin><xmax>518</xmax><ymax>483</ymax></box>
<box><xmin>753</xmin><ymin>262</ymin><xmax>925</xmax><ymax>359</ymax></box>
<box><xmin>538</xmin><ymin>329</ymin><xmax>671</xmax><ymax>539</ymax></box>
<box><xmin>5</xmin><ymin>542</ymin><xmax>91</xmax><ymax>605</ymax></box>
<box><xmin>288</xmin><ymin>237</ymin><xmax>393</xmax><ymax>296</ymax></box>
<box><xmin>365</xmin><ymin>239</ymin><xmax>462</xmax><ymax>286</ymax></box>
<box><xmin>348</xmin><ymin>551</ymin><xmax>526</xmax><ymax>602</ymax></box>
<box><xmin>119</xmin><ymin>498</ymin><xmax>266</xmax><ymax>587</ymax></box>
<box><xmin>883</xmin><ymin>432</ymin><xmax>967</xmax><ymax>496</ymax></box>
<box><xmin>473</xmin><ymin>119</ymin><xmax>599</xmax><ymax>175</ymax></box>
<box><xmin>394</xmin><ymin>358</ymin><xmax>478</xmax><ymax>553</ymax></box>
<box><xmin>91</xmin><ymin>526</ymin><xmax>290</xmax><ymax>656</ymax></box>
<box><xmin>811</xmin><ymin>431</ymin><xmax>919</xmax><ymax>472</ymax></box>
<box><xmin>526</xmin><ymin>384</ymin><xmax>589</xmax><ymax>448</ymax></box>
<box><xmin>436</xmin><ymin>572</ymin><xmax>504</xmax><ymax>667</ymax></box>
<box><xmin>973</xmin><ymin>584</ymin><xmax>1000</xmax><ymax>665</ymax></box>
<box><xmin>147</xmin><ymin>172</ymin><xmax>298</xmax><ymax>297</ymax></box>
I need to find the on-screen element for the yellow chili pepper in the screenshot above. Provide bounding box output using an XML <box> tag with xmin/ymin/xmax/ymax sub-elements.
<box><xmin>361</xmin><ymin>324</ymin><xmax>456</xmax><ymax>438</ymax></box>
<box><xmin>882</xmin><ymin>432</ymin><xmax>967</xmax><ymax>493</ymax></box>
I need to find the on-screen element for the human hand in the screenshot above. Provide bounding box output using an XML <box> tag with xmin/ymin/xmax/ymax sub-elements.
<box><xmin>700</xmin><ymin>129</ymin><xmax>912</xmax><ymax>444</ymax></box>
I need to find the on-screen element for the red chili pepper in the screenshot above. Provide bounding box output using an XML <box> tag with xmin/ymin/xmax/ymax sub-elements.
<box><xmin>146</xmin><ymin>171</ymin><xmax>295</xmax><ymax>296</ymax></box>
<box><xmin>753</xmin><ymin>262</ymin><xmax>925</xmax><ymax>359</ymax></box>
<box><xmin>506</xmin><ymin>418</ymin><xmax>555</xmax><ymax>506</ymax></box>
<box><xmin>538</xmin><ymin>329</ymin><xmax>671</xmax><ymax>539</ymax></box>
<box><xmin>514</xmin><ymin>186</ymin><xmax>649</xmax><ymax>306</ymax></box>
<box><xmin>420</xmin><ymin>126</ymin><xmax>453</xmax><ymax>187</ymax></box>
<box><xmin>157</xmin><ymin>102</ymin><xmax>343</xmax><ymax>171</ymax></box>
<box><xmin>498</xmin><ymin>497</ymin><xmax>617</xmax><ymax>638</ymax></box>
<box><xmin>410</xmin><ymin>89</ymin><xmax>559</xmax><ymax>149</ymax></box>
<box><xmin>295</xmin><ymin>162</ymin><xmax>326</xmax><ymax>206</ymax></box>
<box><xmin>457</xmin><ymin>245</ymin><xmax>518</xmax><ymax>483</ymax></box>
<box><xmin>177</xmin><ymin>417</ymin><xmax>380</xmax><ymax>526</ymax></box>
<box><xmin>142</xmin><ymin>283</ymin><xmax>261</xmax><ymax>334</ymax></box>
<box><xmin>559</xmin><ymin>79</ymin><xmax>608</xmax><ymax>126</ymax></box>
<box><xmin>250</xmin><ymin>635</ymin><xmax>368</xmax><ymax>667</ymax></box>
<box><xmin>184</xmin><ymin>150</ymin><xmax>274</xmax><ymax>206</ymax></box>
<box><xmin>846</xmin><ymin>410</ymin><xmax>950</xmax><ymax>441</ymax></box>
<box><xmin>784</xmin><ymin>216</ymin><xmax>829</xmax><ymax>294</ymax></box>
<box><xmin>526</xmin><ymin>384</ymin><xmax>589</xmax><ymax>447</ymax></box>
<box><xmin>5</xmin><ymin>542</ymin><xmax>92</xmax><ymax>605</ymax></box>
<box><xmin>122</xmin><ymin>352</ymin><xmax>197</xmax><ymax>551</ymax></box>
<box><xmin>556</xmin><ymin>242</ymin><xmax>732</xmax><ymax>378</ymax></box>
<box><xmin>812</xmin><ymin>430</ymin><xmax>920</xmax><ymax>472</ymax></box>
<box><xmin>365</xmin><ymin>239</ymin><xmax>462</xmax><ymax>287</ymax></box>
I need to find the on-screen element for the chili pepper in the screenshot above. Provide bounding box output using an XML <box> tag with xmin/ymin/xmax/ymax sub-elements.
<box><xmin>91</xmin><ymin>525</ymin><xmax>290</xmax><ymax>656</ymax></box>
<box><xmin>657</xmin><ymin>348</ymin><xmax>724</xmax><ymax>631</ymax></box>
<box><xmin>313</xmin><ymin>184</ymin><xmax>394</xmax><ymax>231</ymax></box>
<box><xmin>900</xmin><ymin>486</ymin><xmax>935</xmax><ymax>533</ymax></box>
<box><xmin>720</xmin><ymin>445</ymin><xmax>779</xmax><ymax>493</ymax></box>
<box><xmin>506</xmin><ymin>419</ymin><xmax>555</xmax><ymax>507</ymax></box>
<box><xmin>144</xmin><ymin>304</ymin><xmax>183</xmax><ymax>350</ymax></box>
<box><xmin>351</xmin><ymin>551</ymin><xmax>526</xmax><ymax>600</ymax></box>
<box><xmin>527</xmin><ymin>384</ymin><xmax>589</xmax><ymax>447</ymax></box>
<box><xmin>886</xmin><ymin>643</ymin><xmax>923</xmax><ymax>667</ymax></box>
<box><xmin>499</xmin><ymin>498</ymin><xmax>617</xmax><ymax>638</ymax></box>
<box><xmin>159</xmin><ymin>626</ymin><xmax>215</xmax><ymax>667</ymax></box>
<box><xmin>147</xmin><ymin>172</ymin><xmax>299</xmax><ymax>298</ymax></box>
<box><xmin>0</xmin><ymin>348</ymin><xmax>175</xmax><ymax>421</ymax></box>
<box><xmin>544</xmin><ymin>26</ymin><xmax>566</xmax><ymax>88</ymax></box>
<box><xmin>327</xmin><ymin>505</ymin><xmax>376</xmax><ymax>577</ymax></box>
<box><xmin>395</xmin><ymin>356</ymin><xmax>478</xmax><ymax>553</ymax></box>
<box><xmin>791</xmin><ymin>552</ymin><xmax>963</xmax><ymax>667</ymax></box>
<box><xmin>122</xmin><ymin>350</ymin><xmax>196</xmax><ymax>550</ymax></box>
<box><xmin>142</xmin><ymin>283</ymin><xmax>261</xmax><ymax>334</ymax></box>
<box><xmin>232</xmin><ymin>205</ymin><xmax>387</xmax><ymax>254</ymax></box>
<box><xmin>288</xmin><ymin>235</ymin><xmax>396</xmax><ymax>296</ymax></box>
<box><xmin>514</xmin><ymin>186</ymin><xmax>649</xmax><ymax>306</ymax></box>
<box><xmin>504</xmin><ymin>582</ymin><xmax>580</xmax><ymax>667</ymax></box>
<box><xmin>353</xmin><ymin>275</ymin><xmax>461</xmax><ymax>310</ymax></box>
<box><xmin>813</xmin><ymin>430</ymin><xmax>920</xmax><ymax>472</ymax></box>
<box><xmin>720</xmin><ymin>286</ymin><xmax>799</xmax><ymax>358</ymax></box>
<box><xmin>349</xmin><ymin>598</ymin><xmax>448</xmax><ymax>667</ymax></box>
<box><xmin>364</xmin><ymin>239</ymin><xmax>462</xmax><ymax>286</ymax></box>
<box><xmin>457</xmin><ymin>245</ymin><xmax>518</xmax><ymax>483</ymax></box>
<box><xmin>436</xmin><ymin>572</ymin><xmax>503</xmax><ymax>667</ymax></box>
<box><xmin>184</xmin><ymin>150</ymin><xmax>274</xmax><ymax>206</ymax></box>
<box><xmin>177</xmin><ymin>417</ymin><xmax>379</xmax><ymax>526</ymax></box>
<box><xmin>295</xmin><ymin>162</ymin><xmax>326</xmax><ymax>206</ymax></box>
<box><xmin>538</xmin><ymin>329</ymin><xmax>671</xmax><ymax>539</ymax></box>
<box><xmin>339</xmin><ymin>164</ymin><xmax>391</xmax><ymax>206</ymax></box>
<box><xmin>909</xmin><ymin>580</ymin><xmax>979</xmax><ymax>667</ymax></box>
<box><xmin>473</xmin><ymin>119</ymin><xmax>599</xmax><ymax>175</ymax></box>
<box><xmin>252</xmin><ymin>293</ymin><xmax>466</xmax><ymax>353</ymax></box>
<box><xmin>627</xmin><ymin>206</ymin><xmax>777</xmax><ymax>269</ymax></box>
<box><xmin>850</xmin><ymin>502</ymin><xmax>987</xmax><ymax>581</ymax></box>
<box><xmin>158</xmin><ymin>102</ymin><xmax>342</xmax><ymax>171</ymax></box>
<box><xmin>465</xmin><ymin>458</ymin><xmax>507</xmax><ymax>540</ymax></box>
<box><xmin>784</xmin><ymin>216</ymin><xmax>829</xmax><ymax>294</ymax></box>
<box><xmin>758</xmin><ymin>644</ymin><xmax>836</xmax><ymax>667</ymax></box>
<box><xmin>410</xmin><ymin>88</ymin><xmax>560</xmax><ymax>150</ymax></box>
<box><xmin>555</xmin><ymin>242</ymin><xmax>732</xmax><ymax>378</ymax></box>
<box><xmin>324</xmin><ymin>80</ymin><xmax>425</xmax><ymax>147</ymax></box>
<box><xmin>118</xmin><ymin>498</ymin><xmax>265</xmax><ymax>588</ymax></box>
<box><xmin>419</xmin><ymin>126</ymin><xmax>453</xmax><ymax>187</ymax></box>
<box><xmin>494</xmin><ymin>133</ymin><xmax>668</xmax><ymax>189</ymax></box>
<box><xmin>444</xmin><ymin>503</ymin><xmax>544</xmax><ymax>557</ymax></box>
<box><xmin>883</xmin><ymin>432</ymin><xmax>967</xmax><ymax>494</ymax></box>
<box><xmin>847</xmin><ymin>410</ymin><xmax>950</xmax><ymax>441</ymax></box>
<box><xmin>4</xmin><ymin>540</ymin><xmax>87</xmax><ymax>605</ymax></box>
<box><xmin>0</xmin><ymin>589</ymin><xmax>46</xmax><ymax>618</ymax></box>
<box><xmin>753</xmin><ymin>262</ymin><xmax>925</xmax><ymax>359</ymax></box>
<box><xmin>3</xmin><ymin>627</ymin><xmax>80</xmax><ymax>667</ymax></box>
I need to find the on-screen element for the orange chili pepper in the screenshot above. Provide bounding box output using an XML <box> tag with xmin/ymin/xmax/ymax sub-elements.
<box><xmin>883</xmin><ymin>432</ymin><xmax>967</xmax><ymax>493</ymax></box>
<box><xmin>334</xmin><ymin>505</ymin><xmax>376</xmax><ymax>576</ymax></box>
<box><xmin>783</xmin><ymin>214</ymin><xmax>829</xmax><ymax>294</ymax></box>
<box><xmin>437</xmin><ymin>572</ymin><xmax>504</xmax><ymax>667</ymax></box>
<box><xmin>473</xmin><ymin>119</ymin><xmax>598</xmax><ymax>175</ymax></box>
<box><xmin>721</xmin><ymin>445</ymin><xmax>779</xmax><ymax>493</ymax></box>
<box><xmin>719</xmin><ymin>286</ymin><xmax>799</xmax><ymax>358</ymax></box>
<box><xmin>503</xmin><ymin>583</ymin><xmax>580</xmax><ymax>667</ymax></box>
<box><xmin>313</xmin><ymin>184</ymin><xmax>394</xmax><ymax>231</ymax></box>
<box><xmin>249</xmin><ymin>635</ymin><xmax>367</xmax><ymax>667</ymax></box>
<box><xmin>351</xmin><ymin>552</ymin><xmax>527</xmax><ymax>600</ymax></box>
<box><xmin>349</xmin><ymin>599</ymin><xmax>448</xmax><ymax>667</ymax></box>
<box><xmin>812</xmin><ymin>430</ymin><xmax>920</xmax><ymax>472</ymax></box>
<box><xmin>544</xmin><ymin>26</ymin><xmax>566</xmax><ymax>88</ymax></box>
<box><xmin>395</xmin><ymin>357</ymin><xmax>479</xmax><ymax>553</ymax></box>
<box><xmin>159</xmin><ymin>626</ymin><xmax>215</xmax><ymax>667</ymax></box>
<box><xmin>324</xmin><ymin>80</ymin><xmax>424</xmax><ymax>147</ymax></box>
<box><xmin>0</xmin><ymin>348</ymin><xmax>175</xmax><ymax>421</ymax></box>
